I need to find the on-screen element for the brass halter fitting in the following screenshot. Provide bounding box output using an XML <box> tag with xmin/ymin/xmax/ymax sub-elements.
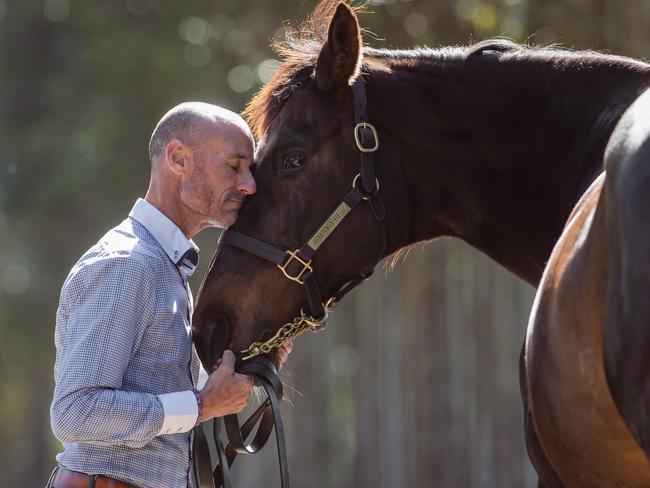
<box><xmin>277</xmin><ymin>250</ymin><xmax>313</xmax><ymax>284</ymax></box>
<box><xmin>352</xmin><ymin>174</ymin><xmax>380</xmax><ymax>200</ymax></box>
<box><xmin>353</xmin><ymin>122</ymin><xmax>380</xmax><ymax>153</ymax></box>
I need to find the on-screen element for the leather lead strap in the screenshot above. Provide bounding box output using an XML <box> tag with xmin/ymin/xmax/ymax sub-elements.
<box><xmin>193</xmin><ymin>422</ymin><xmax>215</xmax><ymax>488</ymax></box>
<box><xmin>213</xmin><ymin>418</ymin><xmax>232</xmax><ymax>488</ymax></box>
<box><xmin>193</xmin><ymin>358</ymin><xmax>289</xmax><ymax>488</ymax></box>
<box><xmin>224</xmin><ymin>359</ymin><xmax>284</xmax><ymax>456</ymax></box>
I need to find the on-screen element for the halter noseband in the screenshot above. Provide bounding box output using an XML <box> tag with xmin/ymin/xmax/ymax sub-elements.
<box><xmin>219</xmin><ymin>75</ymin><xmax>386</xmax><ymax>360</ymax></box>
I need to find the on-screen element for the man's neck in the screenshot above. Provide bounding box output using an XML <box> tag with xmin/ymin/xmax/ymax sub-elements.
<box><xmin>144</xmin><ymin>185</ymin><xmax>199</xmax><ymax>239</ymax></box>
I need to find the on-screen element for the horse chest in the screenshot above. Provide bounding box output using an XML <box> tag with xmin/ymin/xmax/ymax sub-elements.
<box><xmin>525</xmin><ymin>175</ymin><xmax>650</xmax><ymax>486</ymax></box>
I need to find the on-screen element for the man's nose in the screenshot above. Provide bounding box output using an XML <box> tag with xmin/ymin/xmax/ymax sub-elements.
<box><xmin>237</xmin><ymin>171</ymin><xmax>257</xmax><ymax>195</ymax></box>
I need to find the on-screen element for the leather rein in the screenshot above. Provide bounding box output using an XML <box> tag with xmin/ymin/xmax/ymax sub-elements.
<box><xmin>193</xmin><ymin>75</ymin><xmax>385</xmax><ymax>488</ymax></box>
<box><xmin>193</xmin><ymin>357</ymin><xmax>287</xmax><ymax>488</ymax></box>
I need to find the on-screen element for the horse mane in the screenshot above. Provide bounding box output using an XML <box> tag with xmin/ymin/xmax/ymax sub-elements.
<box><xmin>243</xmin><ymin>1</ymin><xmax>650</xmax><ymax>140</ymax></box>
<box><xmin>243</xmin><ymin>0</ymin><xmax>362</xmax><ymax>139</ymax></box>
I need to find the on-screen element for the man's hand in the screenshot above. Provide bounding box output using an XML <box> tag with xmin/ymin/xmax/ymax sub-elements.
<box><xmin>198</xmin><ymin>350</ymin><xmax>253</xmax><ymax>422</ymax></box>
<box><xmin>277</xmin><ymin>341</ymin><xmax>293</xmax><ymax>370</ymax></box>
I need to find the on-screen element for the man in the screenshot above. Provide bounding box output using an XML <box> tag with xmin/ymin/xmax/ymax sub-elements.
<box><xmin>49</xmin><ymin>102</ymin><xmax>291</xmax><ymax>488</ymax></box>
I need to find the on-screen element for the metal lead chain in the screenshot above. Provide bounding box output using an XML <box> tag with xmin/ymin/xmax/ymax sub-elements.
<box><xmin>240</xmin><ymin>305</ymin><xmax>333</xmax><ymax>361</ymax></box>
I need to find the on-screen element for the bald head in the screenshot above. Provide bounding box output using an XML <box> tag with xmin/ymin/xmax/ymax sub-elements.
<box><xmin>148</xmin><ymin>102</ymin><xmax>252</xmax><ymax>163</ymax></box>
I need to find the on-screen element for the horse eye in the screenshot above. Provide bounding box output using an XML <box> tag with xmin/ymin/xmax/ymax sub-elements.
<box><xmin>282</xmin><ymin>152</ymin><xmax>307</xmax><ymax>171</ymax></box>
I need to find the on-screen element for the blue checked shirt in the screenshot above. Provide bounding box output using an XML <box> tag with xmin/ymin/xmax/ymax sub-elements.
<box><xmin>51</xmin><ymin>198</ymin><xmax>205</xmax><ymax>488</ymax></box>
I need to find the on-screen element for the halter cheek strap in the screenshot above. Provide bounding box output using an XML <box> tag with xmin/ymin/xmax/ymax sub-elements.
<box><xmin>352</xmin><ymin>75</ymin><xmax>385</xmax><ymax>221</ymax></box>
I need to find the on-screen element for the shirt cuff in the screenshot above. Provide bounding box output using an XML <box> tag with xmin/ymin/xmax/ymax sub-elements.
<box><xmin>156</xmin><ymin>390</ymin><xmax>198</xmax><ymax>435</ymax></box>
<box><xmin>197</xmin><ymin>365</ymin><xmax>209</xmax><ymax>391</ymax></box>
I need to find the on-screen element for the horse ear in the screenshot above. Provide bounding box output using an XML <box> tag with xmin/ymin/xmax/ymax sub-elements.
<box><xmin>314</xmin><ymin>3</ymin><xmax>362</xmax><ymax>91</ymax></box>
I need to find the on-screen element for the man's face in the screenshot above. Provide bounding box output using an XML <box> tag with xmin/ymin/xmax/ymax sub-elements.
<box><xmin>179</xmin><ymin>122</ymin><xmax>256</xmax><ymax>228</ymax></box>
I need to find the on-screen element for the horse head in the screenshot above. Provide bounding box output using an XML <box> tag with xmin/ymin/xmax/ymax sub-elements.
<box><xmin>192</xmin><ymin>0</ymin><xmax>644</xmax><ymax>370</ymax></box>
<box><xmin>192</xmin><ymin>2</ymin><xmax>402</xmax><ymax>369</ymax></box>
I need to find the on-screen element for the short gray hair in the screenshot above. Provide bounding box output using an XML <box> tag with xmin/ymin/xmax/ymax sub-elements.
<box><xmin>148</xmin><ymin>102</ymin><xmax>249</xmax><ymax>163</ymax></box>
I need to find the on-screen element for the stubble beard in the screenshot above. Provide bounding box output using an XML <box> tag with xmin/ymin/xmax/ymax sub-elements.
<box><xmin>218</xmin><ymin>191</ymin><xmax>243</xmax><ymax>228</ymax></box>
<box><xmin>179</xmin><ymin>168</ymin><xmax>223</xmax><ymax>228</ymax></box>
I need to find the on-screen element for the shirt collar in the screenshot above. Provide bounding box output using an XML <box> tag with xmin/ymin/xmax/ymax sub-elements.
<box><xmin>129</xmin><ymin>198</ymin><xmax>199</xmax><ymax>274</ymax></box>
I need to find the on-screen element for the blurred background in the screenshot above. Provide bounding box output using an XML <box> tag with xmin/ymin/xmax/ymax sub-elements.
<box><xmin>0</xmin><ymin>0</ymin><xmax>648</xmax><ymax>486</ymax></box>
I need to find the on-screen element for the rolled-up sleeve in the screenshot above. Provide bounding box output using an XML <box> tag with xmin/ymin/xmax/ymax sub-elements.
<box><xmin>51</xmin><ymin>256</ymin><xmax>166</xmax><ymax>448</ymax></box>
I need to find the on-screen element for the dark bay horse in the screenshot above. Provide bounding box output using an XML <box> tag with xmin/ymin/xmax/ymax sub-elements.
<box><xmin>526</xmin><ymin>89</ymin><xmax>650</xmax><ymax>486</ymax></box>
<box><xmin>192</xmin><ymin>1</ymin><xmax>650</xmax><ymax>485</ymax></box>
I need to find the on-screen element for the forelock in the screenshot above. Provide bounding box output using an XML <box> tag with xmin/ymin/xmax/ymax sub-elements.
<box><xmin>242</xmin><ymin>1</ymin><xmax>364</xmax><ymax>139</ymax></box>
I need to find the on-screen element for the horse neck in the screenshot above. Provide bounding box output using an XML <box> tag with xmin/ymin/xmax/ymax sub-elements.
<box><xmin>367</xmin><ymin>47</ymin><xmax>650</xmax><ymax>285</ymax></box>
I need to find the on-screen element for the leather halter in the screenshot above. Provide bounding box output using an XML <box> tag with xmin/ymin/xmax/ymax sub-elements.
<box><xmin>193</xmin><ymin>75</ymin><xmax>386</xmax><ymax>488</ymax></box>
<box><xmin>220</xmin><ymin>75</ymin><xmax>386</xmax><ymax>359</ymax></box>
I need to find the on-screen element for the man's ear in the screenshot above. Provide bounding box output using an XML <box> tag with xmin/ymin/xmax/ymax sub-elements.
<box><xmin>165</xmin><ymin>139</ymin><xmax>191</xmax><ymax>176</ymax></box>
<box><xmin>314</xmin><ymin>2</ymin><xmax>362</xmax><ymax>91</ymax></box>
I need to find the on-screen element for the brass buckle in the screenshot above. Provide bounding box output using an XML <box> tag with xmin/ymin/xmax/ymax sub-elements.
<box><xmin>277</xmin><ymin>250</ymin><xmax>313</xmax><ymax>284</ymax></box>
<box><xmin>353</xmin><ymin>122</ymin><xmax>379</xmax><ymax>153</ymax></box>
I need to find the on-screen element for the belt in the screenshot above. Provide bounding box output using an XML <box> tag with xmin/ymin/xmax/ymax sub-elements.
<box><xmin>53</xmin><ymin>467</ymin><xmax>139</xmax><ymax>488</ymax></box>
